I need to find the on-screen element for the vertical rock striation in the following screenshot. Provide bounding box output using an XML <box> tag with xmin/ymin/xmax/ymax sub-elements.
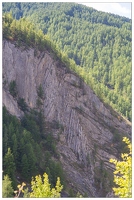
<box><xmin>3</xmin><ymin>40</ymin><xmax>131</xmax><ymax>197</ymax></box>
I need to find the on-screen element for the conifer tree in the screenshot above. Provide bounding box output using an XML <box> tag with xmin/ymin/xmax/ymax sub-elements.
<box><xmin>21</xmin><ymin>154</ymin><xmax>29</xmax><ymax>180</ymax></box>
<box><xmin>3</xmin><ymin>148</ymin><xmax>16</xmax><ymax>188</ymax></box>
<box><xmin>3</xmin><ymin>124</ymin><xmax>8</xmax><ymax>156</ymax></box>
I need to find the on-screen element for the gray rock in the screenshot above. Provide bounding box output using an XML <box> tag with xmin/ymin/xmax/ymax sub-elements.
<box><xmin>2</xmin><ymin>40</ymin><xmax>131</xmax><ymax>197</ymax></box>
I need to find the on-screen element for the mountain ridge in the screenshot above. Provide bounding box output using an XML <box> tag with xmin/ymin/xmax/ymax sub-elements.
<box><xmin>2</xmin><ymin>2</ymin><xmax>132</xmax><ymax>121</ymax></box>
<box><xmin>2</xmin><ymin>38</ymin><xmax>131</xmax><ymax>197</ymax></box>
<box><xmin>2</xmin><ymin>5</ymin><xmax>132</xmax><ymax>196</ymax></box>
<box><xmin>2</xmin><ymin>2</ymin><xmax>131</xmax><ymax>25</ymax></box>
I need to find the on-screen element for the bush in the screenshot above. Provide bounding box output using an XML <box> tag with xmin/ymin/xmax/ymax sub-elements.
<box><xmin>17</xmin><ymin>98</ymin><xmax>28</xmax><ymax>112</ymax></box>
<box><xmin>9</xmin><ymin>80</ymin><xmax>17</xmax><ymax>98</ymax></box>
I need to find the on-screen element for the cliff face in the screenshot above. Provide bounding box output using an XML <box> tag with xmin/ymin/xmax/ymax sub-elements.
<box><xmin>2</xmin><ymin>40</ymin><xmax>131</xmax><ymax>197</ymax></box>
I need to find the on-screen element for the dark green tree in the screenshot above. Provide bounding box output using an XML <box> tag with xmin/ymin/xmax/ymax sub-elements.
<box><xmin>17</xmin><ymin>97</ymin><xmax>28</xmax><ymax>112</ymax></box>
<box><xmin>21</xmin><ymin>154</ymin><xmax>29</xmax><ymax>180</ymax></box>
<box><xmin>3</xmin><ymin>124</ymin><xmax>8</xmax><ymax>157</ymax></box>
<box><xmin>25</xmin><ymin>143</ymin><xmax>37</xmax><ymax>176</ymax></box>
<box><xmin>9</xmin><ymin>80</ymin><xmax>17</xmax><ymax>98</ymax></box>
<box><xmin>3</xmin><ymin>148</ymin><xmax>16</xmax><ymax>188</ymax></box>
<box><xmin>37</xmin><ymin>84</ymin><xmax>44</xmax><ymax>99</ymax></box>
<box><xmin>11</xmin><ymin>134</ymin><xmax>18</xmax><ymax>165</ymax></box>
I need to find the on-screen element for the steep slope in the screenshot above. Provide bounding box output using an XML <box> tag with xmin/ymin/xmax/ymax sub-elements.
<box><xmin>2</xmin><ymin>2</ymin><xmax>132</xmax><ymax>121</ymax></box>
<box><xmin>3</xmin><ymin>39</ymin><xmax>131</xmax><ymax>197</ymax></box>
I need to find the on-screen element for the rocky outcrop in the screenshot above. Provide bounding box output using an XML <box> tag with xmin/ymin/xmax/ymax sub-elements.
<box><xmin>2</xmin><ymin>40</ymin><xmax>131</xmax><ymax>197</ymax></box>
<box><xmin>3</xmin><ymin>89</ymin><xmax>24</xmax><ymax>118</ymax></box>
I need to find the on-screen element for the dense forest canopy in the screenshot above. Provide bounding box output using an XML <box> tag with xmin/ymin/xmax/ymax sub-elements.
<box><xmin>2</xmin><ymin>2</ymin><xmax>132</xmax><ymax>121</ymax></box>
<box><xmin>3</xmin><ymin>106</ymin><xmax>65</xmax><ymax>192</ymax></box>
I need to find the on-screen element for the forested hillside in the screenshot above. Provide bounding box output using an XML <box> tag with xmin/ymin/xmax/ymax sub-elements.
<box><xmin>2</xmin><ymin>8</ymin><xmax>132</xmax><ymax>197</ymax></box>
<box><xmin>3</xmin><ymin>106</ymin><xmax>65</xmax><ymax>190</ymax></box>
<box><xmin>3</xmin><ymin>93</ymin><xmax>66</xmax><ymax>197</ymax></box>
<box><xmin>2</xmin><ymin>2</ymin><xmax>132</xmax><ymax>121</ymax></box>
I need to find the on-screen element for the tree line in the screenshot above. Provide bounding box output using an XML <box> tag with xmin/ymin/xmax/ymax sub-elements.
<box><xmin>2</xmin><ymin>2</ymin><xmax>132</xmax><ymax>121</ymax></box>
<box><xmin>3</xmin><ymin>11</ymin><xmax>132</xmax><ymax>121</ymax></box>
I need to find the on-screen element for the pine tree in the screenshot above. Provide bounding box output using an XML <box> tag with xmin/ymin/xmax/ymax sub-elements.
<box><xmin>3</xmin><ymin>148</ymin><xmax>16</xmax><ymax>188</ymax></box>
<box><xmin>3</xmin><ymin>124</ymin><xmax>8</xmax><ymax>156</ymax></box>
<box><xmin>21</xmin><ymin>154</ymin><xmax>29</xmax><ymax>180</ymax></box>
<box><xmin>26</xmin><ymin>143</ymin><xmax>37</xmax><ymax>176</ymax></box>
<box><xmin>11</xmin><ymin>134</ymin><xmax>18</xmax><ymax>163</ymax></box>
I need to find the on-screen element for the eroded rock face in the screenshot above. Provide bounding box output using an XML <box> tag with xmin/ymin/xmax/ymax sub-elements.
<box><xmin>3</xmin><ymin>89</ymin><xmax>24</xmax><ymax>118</ymax></box>
<box><xmin>2</xmin><ymin>40</ymin><xmax>131</xmax><ymax>197</ymax></box>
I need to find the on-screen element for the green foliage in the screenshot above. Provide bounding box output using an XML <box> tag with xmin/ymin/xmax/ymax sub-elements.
<box><xmin>47</xmin><ymin>160</ymin><xmax>65</xmax><ymax>187</ymax></box>
<box><xmin>36</xmin><ymin>97</ymin><xmax>43</xmax><ymax>108</ymax></box>
<box><xmin>30</xmin><ymin>172</ymin><xmax>63</xmax><ymax>197</ymax></box>
<box><xmin>17</xmin><ymin>97</ymin><xmax>28</xmax><ymax>112</ymax></box>
<box><xmin>2</xmin><ymin>5</ymin><xmax>131</xmax><ymax>194</ymax></box>
<box><xmin>94</xmin><ymin>163</ymin><xmax>113</xmax><ymax>195</ymax></box>
<box><xmin>26</xmin><ymin>142</ymin><xmax>37</xmax><ymax>177</ymax></box>
<box><xmin>2</xmin><ymin>106</ymin><xmax>65</xmax><ymax>193</ymax></box>
<box><xmin>44</xmin><ymin>132</ymin><xmax>56</xmax><ymax>154</ymax></box>
<box><xmin>37</xmin><ymin>84</ymin><xmax>44</xmax><ymax>99</ymax></box>
<box><xmin>109</xmin><ymin>137</ymin><xmax>132</xmax><ymax>197</ymax></box>
<box><xmin>9</xmin><ymin>80</ymin><xmax>17</xmax><ymax>98</ymax></box>
<box><xmin>23</xmin><ymin>187</ymin><xmax>30</xmax><ymax>198</ymax></box>
<box><xmin>21</xmin><ymin>154</ymin><xmax>29</xmax><ymax>180</ymax></box>
<box><xmin>2</xmin><ymin>175</ymin><xmax>14</xmax><ymax>197</ymax></box>
<box><xmin>3</xmin><ymin>124</ymin><xmax>8</xmax><ymax>156</ymax></box>
<box><xmin>68</xmin><ymin>188</ymin><xmax>75</xmax><ymax>197</ymax></box>
<box><xmin>36</xmin><ymin>110</ymin><xmax>45</xmax><ymax>135</ymax></box>
<box><xmin>14</xmin><ymin>172</ymin><xmax>63</xmax><ymax>198</ymax></box>
<box><xmin>2</xmin><ymin>3</ymin><xmax>132</xmax><ymax>121</ymax></box>
<box><xmin>21</xmin><ymin>113</ymin><xmax>40</xmax><ymax>141</ymax></box>
<box><xmin>2</xmin><ymin>2</ymin><xmax>131</xmax><ymax>27</ymax></box>
<box><xmin>3</xmin><ymin>148</ymin><xmax>16</xmax><ymax>188</ymax></box>
<box><xmin>11</xmin><ymin>134</ymin><xmax>18</xmax><ymax>164</ymax></box>
<box><xmin>36</xmin><ymin>85</ymin><xmax>44</xmax><ymax>110</ymax></box>
<box><xmin>76</xmin><ymin>192</ymin><xmax>83</xmax><ymax>198</ymax></box>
